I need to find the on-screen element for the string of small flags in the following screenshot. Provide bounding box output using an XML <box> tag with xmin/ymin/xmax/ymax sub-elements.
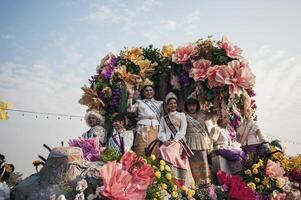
<box><xmin>6</xmin><ymin>108</ymin><xmax>84</xmax><ymax>121</ymax></box>
<box><xmin>3</xmin><ymin>107</ymin><xmax>301</xmax><ymax>146</ymax></box>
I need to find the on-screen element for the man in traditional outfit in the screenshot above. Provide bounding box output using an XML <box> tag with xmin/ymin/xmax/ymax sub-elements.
<box><xmin>158</xmin><ymin>92</ymin><xmax>195</xmax><ymax>188</ymax></box>
<box><xmin>127</xmin><ymin>78</ymin><xmax>163</xmax><ymax>155</ymax></box>
<box><xmin>185</xmin><ymin>97</ymin><xmax>212</xmax><ymax>186</ymax></box>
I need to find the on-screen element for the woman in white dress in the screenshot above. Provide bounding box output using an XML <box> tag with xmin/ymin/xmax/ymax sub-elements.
<box><xmin>127</xmin><ymin>79</ymin><xmax>163</xmax><ymax>155</ymax></box>
<box><xmin>158</xmin><ymin>92</ymin><xmax>195</xmax><ymax>188</ymax></box>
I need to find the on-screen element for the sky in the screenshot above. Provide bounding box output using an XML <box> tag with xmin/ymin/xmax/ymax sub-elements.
<box><xmin>0</xmin><ymin>0</ymin><xmax>301</xmax><ymax>177</ymax></box>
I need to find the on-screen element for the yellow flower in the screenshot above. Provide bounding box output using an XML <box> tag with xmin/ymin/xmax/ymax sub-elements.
<box><xmin>247</xmin><ymin>182</ymin><xmax>256</xmax><ymax>190</ymax></box>
<box><xmin>258</xmin><ymin>159</ymin><xmax>264</xmax><ymax>166</ymax></box>
<box><xmin>161</xmin><ymin>183</ymin><xmax>167</xmax><ymax>190</ymax></box>
<box><xmin>102</xmin><ymin>86</ymin><xmax>112</xmax><ymax>97</ymax></box>
<box><xmin>137</xmin><ymin>59</ymin><xmax>153</xmax><ymax>78</ymax></box>
<box><xmin>244</xmin><ymin>169</ymin><xmax>252</xmax><ymax>176</ymax></box>
<box><xmin>252</xmin><ymin>163</ymin><xmax>260</xmax><ymax>169</ymax></box>
<box><xmin>153</xmin><ymin>198</ymin><xmax>157</xmax><ymax>200</ymax></box>
<box><xmin>181</xmin><ymin>185</ymin><xmax>188</xmax><ymax>192</ymax></box>
<box><xmin>187</xmin><ymin>189</ymin><xmax>196</xmax><ymax>198</ymax></box>
<box><xmin>155</xmin><ymin>171</ymin><xmax>161</xmax><ymax>178</ymax></box>
<box><xmin>150</xmin><ymin>154</ymin><xmax>156</xmax><ymax>161</ymax></box>
<box><xmin>160</xmin><ymin>160</ymin><xmax>166</xmax><ymax>166</ymax></box>
<box><xmin>172</xmin><ymin>191</ymin><xmax>178</xmax><ymax>198</ymax></box>
<box><xmin>166</xmin><ymin>173</ymin><xmax>172</xmax><ymax>180</ymax></box>
<box><xmin>276</xmin><ymin>178</ymin><xmax>286</xmax><ymax>188</ymax></box>
<box><xmin>165</xmin><ymin>165</ymin><xmax>171</xmax><ymax>172</ymax></box>
<box><xmin>160</xmin><ymin>165</ymin><xmax>165</xmax><ymax>171</ymax></box>
<box><xmin>173</xmin><ymin>185</ymin><xmax>178</xmax><ymax>191</ymax></box>
<box><xmin>252</xmin><ymin>168</ymin><xmax>259</xmax><ymax>174</ymax></box>
<box><xmin>257</xmin><ymin>185</ymin><xmax>265</xmax><ymax>191</ymax></box>
<box><xmin>255</xmin><ymin>177</ymin><xmax>261</xmax><ymax>183</ymax></box>
<box><xmin>262</xmin><ymin>177</ymin><xmax>269</xmax><ymax>186</ymax></box>
<box><xmin>162</xmin><ymin>44</ymin><xmax>174</xmax><ymax>58</ymax></box>
<box><xmin>122</xmin><ymin>47</ymin><xmax>144</xmax><ymax>64</ymax></box>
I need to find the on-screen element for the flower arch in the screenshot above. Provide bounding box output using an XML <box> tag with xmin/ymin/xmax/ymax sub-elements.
<box><xmin>79</xmin><ymin>36</ymin><xmax>257</xmax><ymax>138</ymax></box>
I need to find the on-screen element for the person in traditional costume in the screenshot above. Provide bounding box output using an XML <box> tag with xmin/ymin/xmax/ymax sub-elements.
<box><xmin>157</xmin><ymin>92</ymin><xmax>195</xmax><ymax>188</ymax></box>
<box><xmin>82</xmin><ymin>109</ymin><xmax>107</xmax><ymax>145</ymax></box>
<box><xmin>206</xmin><ymin>111</ymin><xmax>245</xmax><ymax>161</ymax></box>
<box><xmin>127</xmin><ymin>78</ymin><xmax>163</xmax><ymax>155</ymax></box>
<box><xmin>236</xmin><ymin>95</ymin><xmax>267</xmax><ymax>153</ymax></box>
<box><xmin>184</xmin><ymin>97</ymin><xmax>212</xmax><ymax>186</ymax></box>
<box><xmin>107</xmin><ymin>114</ymin><xmax>134</xmax><ymax>156</ymax></box>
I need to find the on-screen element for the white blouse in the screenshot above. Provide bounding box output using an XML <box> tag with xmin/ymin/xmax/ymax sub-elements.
<box><xmin>237</xmin><ymin>120</ymin><xmax>266</xmax><ymax>146</ymax></box>
<box><xmin>127</xmin><ymin>98</ymin><xmax>163</xmax><ymax>126</ymax></box>
<box><xmin>110</xmin><ymin>129</ymin><xmax>134</xmax><ymax>152</ymax></box>
<box><xmin>158</xmin><ymin>111</ymin><xmax>187</xmax><ymax>142</ymax></box>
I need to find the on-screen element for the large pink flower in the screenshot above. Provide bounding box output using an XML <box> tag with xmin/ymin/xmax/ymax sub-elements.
<box><xmin>219</xmin><ymin>36</ymin><xmax>242</xmax><ymax>59</ymax></box>
<box><xmin>215</xmin><ymin>60</ymin><xmax>255</xmax><ymax>95</ymax></box>
<box><xmin>207</xmin><ymin>65</ymin><xmax>224</xmax><ymax>88</ymax></box>
<box><xmin>172</xmin><ymin>44</ymin><xmax>195</xmax><ymax>64</ymax></box>
<box><xmin>99</xmin><ymin>161</ymin><xmax>147</xmax><ymax>200</ymax></box>
<box><xmin>265</xmin><ymin>160</ymin><xmax>285</xmax><ymax>178</ymax></box>
<box><xmin>120</xmin><ymin>151</ymin><xmax>155</xmax><ymax>186</ymax></box>
<box><xmin>191</xmin><ymin>59</ymin><xmax>211</xmax><ymax>81</ymax></box>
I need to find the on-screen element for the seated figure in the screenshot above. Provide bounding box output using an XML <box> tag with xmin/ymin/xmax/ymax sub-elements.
<box><xmin>82</xmin><ymin>109</ymin><xmax>107</xmax><ymax>145</ymax></box>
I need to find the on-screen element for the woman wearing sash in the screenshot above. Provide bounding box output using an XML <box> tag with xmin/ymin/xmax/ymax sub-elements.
<box><xmin>107</xmin><ymin>114</ymin><xmax>134</xmax><ymax>156</ymax></box>
<box><xmin>158</xmin><ymin>92</ymin><xmax>195</xmax><ymax>187</ymax></box>
<box><xmin>184</xmin><ymin>98</ymin><xmax>212</xmax><ymax>186</ymax></box>
<box><xmin>127</xmin><ymin>79</ymin><xmax>163</xmax><ymax>155</ymax></box>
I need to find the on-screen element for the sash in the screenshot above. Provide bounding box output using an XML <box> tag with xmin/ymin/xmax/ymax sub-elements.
<box><xmin>186</xmin><ymin>114</ymin><xmax>208</xmax><ymax>135</ymax></box>
<box><xmin>143</xmin><ymin>99</ymin><xmax>161</xmax><ymax>121</ymax></box>
<box><xmin>164</xmin><ymin>115</ymin><xmax>193</xmax><ymax>157</ymax></box>
<box><xmin>111</xmin><ymin>133</ymin><xmax>125</xmax><ymax>155</ymax></box>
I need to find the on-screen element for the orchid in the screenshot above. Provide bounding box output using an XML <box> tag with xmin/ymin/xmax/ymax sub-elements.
<box><xmin>218</xmin><ymin>35</ymin><xmax>242</xmax><ymax>59</ymax></box>
<box><xmin>191</xmin><ymin>59</ymin><xmax>211</xmax><ymax>81</ymax></box>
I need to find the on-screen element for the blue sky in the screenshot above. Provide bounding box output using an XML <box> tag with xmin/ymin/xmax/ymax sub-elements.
<box><xmin>1</xmin><ymin>0</ymin><xmax>301</xmax><ymax>176</ymax></box>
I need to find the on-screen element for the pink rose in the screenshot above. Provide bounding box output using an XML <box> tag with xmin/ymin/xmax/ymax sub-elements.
<box><xmin>265</xmin><ymin>160</ymin><xmax>285</xmax><ymax>178</ymax></box>
<box><xmin>219</xmin><ymin>36</ymin><xmax>242</xmax><ymax>59</ymax></box>
<box><xmin>172</xmin><ymin>44</ymin><xmax>195</xmax><ymax>64</ymax></box>
<box><xmin>191</xmin><ymin>59</ymin><xmax>211</xmax><ymax>81</ymax></box>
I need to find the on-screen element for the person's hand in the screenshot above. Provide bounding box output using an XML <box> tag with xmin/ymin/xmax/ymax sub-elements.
<box><xmin>126</xmin><ymin>84</ymin><xmax>134</xmax><ymax>99</ymax></box>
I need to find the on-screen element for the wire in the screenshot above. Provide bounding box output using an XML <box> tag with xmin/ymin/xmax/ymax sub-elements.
<box><xmin>6</xmin><ymin>108</ymin><xmax>84</xmax><ymax>118</ymax></box>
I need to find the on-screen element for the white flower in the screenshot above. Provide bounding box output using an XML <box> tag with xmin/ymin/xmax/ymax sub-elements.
<box><xmin>87</xmin><ymin>193</ymin><xmax>98</xmax><ymax>200</ymax></box>
<box><xmin>56</xmin><ymin>195</ymin><xmax>67</xmax><ymax>200</ymax></box>
<box><xmin>76</xmin><ymin>179</ymin><xmax>88</xmax><ymax>192</ymax></box>
<box><xmin>74</xmin><ymin>192</ymin><xmax>85</xmax><ymax>200</ymax></box>
<box><xmin>0</xmin><ymin>182</ymin><xmax>10</xmax><ymax>200</ymax></box>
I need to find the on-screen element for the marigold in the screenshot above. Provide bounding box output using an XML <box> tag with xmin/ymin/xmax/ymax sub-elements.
<box><xmin>247</xmin><ymin>182</ymin><xmax>256</xmax><ymax>190</ymax></box>
<box><xmin>172</xmin><ymin>191</ymin><xmax>178</xmax><ymax>198</ymax></box>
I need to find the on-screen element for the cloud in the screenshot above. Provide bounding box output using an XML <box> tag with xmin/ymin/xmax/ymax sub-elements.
<box><xmin>249</xmin><ymin>46</ymin><xmax>301</xmax><ymax>154</ymax></box>
<box><xmin>1</xmin><ymin>34</ymin><xmax>16</xmax><ymax>40</ymax></box>
<box><xmin>160</xmin><ymin>20</ymin><xmax>177</xmax><ymax>30</ymax></box>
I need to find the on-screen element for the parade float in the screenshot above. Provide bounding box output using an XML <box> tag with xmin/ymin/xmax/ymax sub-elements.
<box><xmin>5</xmin><ymin>36</ymin><xmax>301</xmax><ymax>200</ymax></box>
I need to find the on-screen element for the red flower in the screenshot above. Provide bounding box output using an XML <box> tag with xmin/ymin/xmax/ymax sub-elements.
<box><xmin>217</xmin><ymin>170</ymin><xmax>228</xmax><ymax>185</ymax></box>
<box><xmin>229</xmin><ymin>176</ymin><xmax>255</xmax><ymax>200</ymax></box>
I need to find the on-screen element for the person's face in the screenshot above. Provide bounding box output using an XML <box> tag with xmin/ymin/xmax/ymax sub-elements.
<box><xmin>143</xmin><ymin>86</ymin><xmax>154</xmax><ymax>99</ymax></box>
<box><xmin>88</xmin><ymin>115</ymin><xmax>98</xmax><ymax>127</ymax></box>
<box><xmin>112</xmin><ymin>120</ymin><xmax>124</xmax><ymax>130</ymax></box>
<box><xmin>168</xmin><ymin>99</ymin><xmax>177</xmax><ymax>112</ymax></box>
<box><xmin>187</xmin><ymin>103</ymin><xmax>198</xmax><ymax>114</ymax></box>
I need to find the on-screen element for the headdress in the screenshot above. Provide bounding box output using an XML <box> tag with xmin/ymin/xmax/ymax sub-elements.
<box><xmin>141</xmin><ymin>78</ymin><xmax>154</xmax><ymax>90</ymax></box>
<box><xmin>165</xmin><ymin>92</ymin><xmax>177</xmax><ymax>104</ymax></box>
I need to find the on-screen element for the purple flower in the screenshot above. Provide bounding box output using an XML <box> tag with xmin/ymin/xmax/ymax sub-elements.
<box><xmin>231</xmin><ymin>114</ymin><xmax>241</xmax><ymax>129</ymax></box>
<box><xmin>68</xmin><ymin>137</ymin><xmax>102</xmax><ymax>161</ymax></box>
<box><xmin>247</xmin><ymin>89</ymin><xmax>256</xmax><ymax>97</ymax></box>
<box><xmin>180</xmin><ymin>71</ymin><xmax>192</xmax><ymax>86</ymax></box>
<box><xmin>111</xmin><ymin>88</ymin><xmax>121</xmax><ymax>108</ymax></box>
<box><xmin>97</xmin><ymin>91</ymin><xmax>105</xmax><ymax>100</ymax></box>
